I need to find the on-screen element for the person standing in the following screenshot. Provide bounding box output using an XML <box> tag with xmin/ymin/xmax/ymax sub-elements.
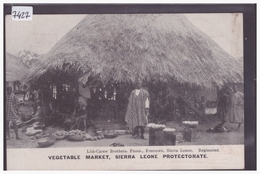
<box><xmin>198</xmin><ymin>96</ymin><xmax>207</xmax><ymax>112</ymax></box>
<box><xmin>125</xmin><ymin>79</ymin><xmax>150</xmax><ymax>139</ymax></box>
<box><xmin>177</xmin><ymin>89</ymin><xmax>188</xmax><ymax>121</ymax></box>
<box><xmin>6</xmin><ymin>86</ymin><xmax>21</xmax><ymax>140</ymax></box>
<box><xmin>217</xmin><ymin>85</ymin><xmax>232</xmax><ymax>126</ymax></box>
<box><xmin>229</xmin><ymin>85</ymin><xmax>244</xmax><ymax>130</ymax></box>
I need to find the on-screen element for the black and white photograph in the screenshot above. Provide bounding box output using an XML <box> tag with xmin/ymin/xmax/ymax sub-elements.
<box><xmin>3</xmin><ymin>4</ymin><xmax>256</xmax><ymax>170</ymax></box>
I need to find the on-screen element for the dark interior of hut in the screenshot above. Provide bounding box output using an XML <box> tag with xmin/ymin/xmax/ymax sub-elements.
<box><xmin>17</xmin><ymin>67</ymin><xmax>241</xmax><ymax>133</ymax></box>
<box><xmin>23</xmin><ymin>76</ymin><xmax>221</xmax><ymax>132</ymax></box>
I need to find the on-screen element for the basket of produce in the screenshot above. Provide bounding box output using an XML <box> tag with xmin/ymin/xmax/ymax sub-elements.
<box><xmin>96</xmin><ymin>130</ymin><xmax>103</xmax><ymax>134</ymax></box>
<box><xmin>52</xmin><ymin>131</ymin><xmax>68</xmax><ymax>140</ymax></box>
<box><xmin>89</xmin><ymin>135</ymin><xmax>105</xmax><ymax>141</ymax></box>
<box><xmin>38</xmin><ymin>136</ymin><xmax>56</xmax><ymax>148</ymax></box>
<box><xmin>67</xmin><ymin>129</ymin><xmax>85</xmax><ymax>141</ymax></box>
<box><xmin>68</xmin><ymin>135</ymin><xmax>85</xmax><ymax>141</ymax></box>
<box><xmin>147</xmin><ymin>123</ymin><xmax>166</xmax><ymax>131</ymax></box>
<box><xmin>35</xmin><ymin>132</ymin><xmax>51</xmax><ymax>139</ymax></box>
<box><xmin>115</xmin><ymin>130</ymin><xmax>127</xmax><ymax>135</ymax></box>
<box><xmin>104</xmin><ymin>131</ymin><xmax>118</xmax><ymax>139</ymax></box>
<box><xmin>182</xmin><ymin>121</ymin><xmax>199</xmax><ymax>128</ymax></box>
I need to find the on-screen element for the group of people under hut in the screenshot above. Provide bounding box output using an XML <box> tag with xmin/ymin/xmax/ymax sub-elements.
<box><xmin>5</xmin><ymin>86</ymin><xmax>46</xmax><ymax>140</ymax></box>
<box><xmin>124</xmin><ymin>81</ymin><xmax>244</xmax><ymax>140</ymax></box>
<box><xmin>5</xmin><ymin>78</ymin><xmax>244</xmax><ymax>141</ymax></box>
<box><xmin>217</xmin><ymin>85</ymin><xmax>244</xmax><ymax>130</ymax></box>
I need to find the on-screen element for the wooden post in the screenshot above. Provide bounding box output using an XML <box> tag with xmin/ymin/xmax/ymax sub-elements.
<box><xmin>181</xmin><ymin>97</ymin><xmax>204</xmax><ymax>118</ymax></box>
<box><xmin>173</xmin><ymin>98</ymin><xmax>177</xmax><ymax>120</ymax></box>
<box><xmin>75</xmin><ymin>82</ymin><xmax>79</xmax><ymax>108</ymax></box>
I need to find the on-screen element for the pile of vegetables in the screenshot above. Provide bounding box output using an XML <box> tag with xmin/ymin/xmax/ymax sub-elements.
<box><xmin>85</xmin><ymin>134</ymin><xmax>105</xmax><ymax>141</ymax></box>
<box><xmin>182</xmin><ymin>121</ymin><xmax>199</xmax><ymax>128</ymax></box>
<box><xmin>52</xmin><ymin>130</ymin><xmax>68</xmax><ymax>140</ymax></box>
<box><xmin>51</xmin><ymin>129</ymin><xmax>106</xmax><ymax>141</ymax></box>
<box><xmin>67</xmin><ymin>129</ymin><xmax>86</xmax><ymax>141</ymax></box>
<box><xmin>67</xmin><ymin>129</ymin><xmax>86</xmax><ymax>136</ymax></box>
<box><xmin>147</xmin><ymin>123</ymin><xmax>166</xmax><ymax>130</ymax></box>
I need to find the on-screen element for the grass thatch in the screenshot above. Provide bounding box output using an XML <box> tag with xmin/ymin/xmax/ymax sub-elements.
<box><xmin>26</xmin><ymin>14</ymin><xmax>243</xmax><ymax>88</ymax></box>
<box><xmin>6</xmin><ymin>52</ymin><xmax>30</xmax><ymax>82</ymax></box>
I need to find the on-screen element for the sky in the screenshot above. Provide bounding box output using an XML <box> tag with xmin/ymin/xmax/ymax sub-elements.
<box><xmin>5</xmin><ymin>13</ymin><xmax>243</xmax><ymax>59</ymax></box>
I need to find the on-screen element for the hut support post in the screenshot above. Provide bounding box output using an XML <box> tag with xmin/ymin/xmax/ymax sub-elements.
<box><xmin>75</xmin><ymin>82</ymin><xmax>79</xmax><ymax>108</ymax></box>
<box><xmin>180</xmin><ymin>97</ymin><xmax>204</xmax><ymax>118</ymax></box>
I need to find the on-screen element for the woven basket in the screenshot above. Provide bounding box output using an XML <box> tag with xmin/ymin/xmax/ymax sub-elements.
<box><xmin>68</xmin><ymin>135</ymin><xmax>85</xmax><ymax>141</ymax></box>
<box><xmin>104</xmin><ymin>133</ymin><xmax>118</xmax><ymax>139</ymax></box>
<box><xmin>115</xmin><ymin>130</ymin><xmax>127</xmax><ymax>135</ymax></box>
<box><xmin>35</xmin><ymin>132</ymin><xmax>51</xmax><ymax>139</ymax></box>
<box><xmin>38</xmin><ymin>137</ymin><xmax>56</xmax><ymax>147</ymax></box>
<box><xmin>182</xmin><ymin>121</ymin><xmax>199</xmax><ymax>128</ymax></box>
<box><xmin>54</xmin><ymin>135</ymin><xmax>67</xmax><ymax>140</ymax></box>
<box><xmin>152</xmin><ymin>127</ymin><xmax>166</xmax><ymax>131</ymax></box>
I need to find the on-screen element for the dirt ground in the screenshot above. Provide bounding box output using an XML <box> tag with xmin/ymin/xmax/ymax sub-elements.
<box><xmin>6</xmin><ymin>103</ymin><xmax>244</xmax><ymax>148</ymax></box>
<box><xmin>6</xmin><ymin>119</ymin><xmax>244</xmax><ymax>148</ymax></box>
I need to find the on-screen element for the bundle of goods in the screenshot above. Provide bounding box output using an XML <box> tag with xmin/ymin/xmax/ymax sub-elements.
<box><xmin>206</xmin><ymin>124</ymin><xmax>229</xmax><ymax>133</ymax></box>
<box><xmin>67</xmin><ymin>129</ymin><xmax>86</xmax><ymax>141</ymax></box>
<box><xmin>204</xmin><ymin>108</ymin><xmax>217</xmax><ymax>115</ymax></box>
<box><xmin>38</xmin><ymin>136</ymin><xmax>56</xmax><ymax>148</ymax></box>
<box><xmin>147</xmin><ymin>123</ymin><xmax>166</xmax><ymax>131</ymax></box>
<box><xmin>163</xmin><ymin>128</ymin><xmax>176</xmax><ymax>132</ymax></box>
<box><xmin>52</xmin><ymin>130</ymin><xmax>68</xmax><ymax>140</ymax></box>
<box><xmin>182</xmin><ymin>121</ymin><xmax>199</xmax><ymax>128</ymax></box>
<box><xmin>214</xmin><ymin>124</ymin><xmax>229</xmax><ymax>133</ymax></box>
<box><xmin>32</xmin><ymin>122</ymin><xmax>45</xmax><ymax>130</ymax></box>
<box><xmin>104</xmin><ymin>130</ymin><xmax>118</xmax><ymax>139</ymax></box>
<box><xmin>26</xmin><ymin>126</ymin><xmax>42</xmax><ymax>136</ymax></box>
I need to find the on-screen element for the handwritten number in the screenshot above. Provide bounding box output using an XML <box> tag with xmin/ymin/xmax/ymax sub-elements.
<box><xmin>12</xmin><ymin>11</ymin><xmax>20</xmax><ymax>19</ymax></box>
<box><xmin>12</xmin><ymin>10</ymin><xmax>31</xmax><ymax>19</ymax></box>
<box><xmin>21</xmin><ymin>12</ymin><xmax>24</xmax><ymax>19</ymax></box>
<box><xmin>12</xmin><ymin>11</ymin><xmax>17</xmax><ymax>18</ymax></box>
<box><xmin>25</xmin><ymin>12</ymin><xmax>30</xmax><ymax>18</ymax></box>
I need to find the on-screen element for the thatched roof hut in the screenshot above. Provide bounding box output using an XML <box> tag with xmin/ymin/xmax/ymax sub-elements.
<box><xmin>6</xmin><ymin>52</ymin><xmax>30</xmax><ymax>82</ymax></box>
<box><xmin>26</xmin><ymin>14</ymin><xmax>243</xmax><ymax>88</ymax></box>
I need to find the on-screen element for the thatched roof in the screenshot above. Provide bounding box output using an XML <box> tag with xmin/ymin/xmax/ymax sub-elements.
<box><xmin>26</xmin><ymin>14</ymin><xmax>243</xmax><ymax>88</ymax></box>
<box><xmin>6</xmin><ymin>52</ymin><xmax>30</xmax><ymax>82</ymax></box>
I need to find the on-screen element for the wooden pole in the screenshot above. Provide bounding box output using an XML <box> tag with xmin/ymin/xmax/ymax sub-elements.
<box><xmin>180</xmin><ymin>97</ymin><xmax>204</xmax><ymax>118</ymax></box>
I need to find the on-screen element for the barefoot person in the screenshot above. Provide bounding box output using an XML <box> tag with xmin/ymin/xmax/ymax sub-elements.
<box><xmin>6</xmin><ymin>86</ymin><xmax>21</xmax><ymax>140</ymax></box>
<box><xmin>230</xmin><ymin>85</ymin><xmax>244</xmax><ymax>130</ymax></box>
<box><xmin>125</xmin><ymin>79</ymin><xmax>150</xmax><ymax>139</ymax></box>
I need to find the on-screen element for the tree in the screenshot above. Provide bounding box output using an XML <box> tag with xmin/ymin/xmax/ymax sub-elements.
<box><xmin>17</xmin><ymin>50</ymin><xmax>40</xmax><ymax>68</ymax></box>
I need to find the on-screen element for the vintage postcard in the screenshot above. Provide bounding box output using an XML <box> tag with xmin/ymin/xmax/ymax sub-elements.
<box><xmin>3</xmin><ymin>4</ymin><xmax>256</xmax><ymax>170</ymax></box>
